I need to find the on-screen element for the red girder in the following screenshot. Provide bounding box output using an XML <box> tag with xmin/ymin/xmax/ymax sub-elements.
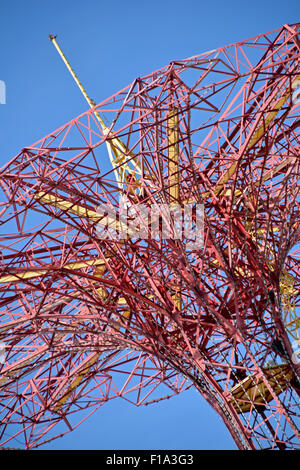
<box><xmin>0</xmin><ymin>23</ymin><xmax>299</xmax><ymax>450</ymax></box>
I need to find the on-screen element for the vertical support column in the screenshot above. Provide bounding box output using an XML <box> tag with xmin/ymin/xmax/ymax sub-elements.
<box><xmin>168</xmin><ymin>108</ymin><xmax>180</xmax><ymax>204</ymax></box>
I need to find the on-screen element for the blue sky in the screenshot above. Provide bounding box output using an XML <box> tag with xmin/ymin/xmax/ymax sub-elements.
<box><xmin>0</xmin><ymin>0</ymin><xmax>299</xmax><ymax>450</ymax></box>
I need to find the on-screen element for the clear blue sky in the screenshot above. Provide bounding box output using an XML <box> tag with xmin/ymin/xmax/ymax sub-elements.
<box><xmin>0</xmin><ymin>0</ymin><xmax>298</xmax><ymax>450</ymax></box>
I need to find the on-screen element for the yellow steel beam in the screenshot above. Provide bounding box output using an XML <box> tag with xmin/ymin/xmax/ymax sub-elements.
<box><xmin>0</xmin><ymin>349</ymin><xmax>46</xmax><ymax>386</ymax></box>
<box><xmin>280</xmin><ymin>270</ymin><xmax>299</xmax><ymax>341</ymax></box>
<box><xmin>184</xmin><ymin>155</ymin><xmax>296</xmax><ymax>205</ymax></box>
<box><xmin>168</xmin><ymin>108</ymin><xmax>180</xmax><ymax>204</ymax></box>
<box><xmin>167</xmin><ymin>108</ymin><xmax>181</xmax><ymax>310</ymax></box>
<box><xmin>247</xmin><ymin>80</ymin><xmax>299</xmax><ymax>149</ymax></box>
<box><xmin>0</xmin><ymin>325</ymin><xmax>76</xmax><ymax>386</ymax></box>
<box><xmin>33</xmin><ymin>192</ymin><xmax>105</xmax><ymax>221</ymax></box>
<box><xmin>229</xmin><ymin>364</ymin><xmax>293</xmax><ymax>413</ymax></box>
<box><xmin>0</xmin><ymin>257</ymin><xmax>106</xmax><ymax>284</ymax></box>
<box><xmin>49</xmin><ymin>35</ymin><xmax>104</xmax><ymax>126</ymax></box>
<box><xmin>33</xmin><ymin>191</ymin><xmax>131</xmax><ymax>235</ymax></box>
<box><xmin>53</xmin><ymin>310</ymin><xmax>131</xmax><ymax>410</ymax></box>
<box><xmin>0</xmin><ymin>270</ymin><xmax>131</xmax><ymax>388</ymax></box>
<box><xmin>53</xmin><ymin>352</ymin><xmax>100</xmax><ymax>410</ymax></box>
<box><xmin>49</xmin><ymin>35</ymin><xmax>142</xmax><ymax>190</ymax></box>
<box><xmin>214</xmin><ymin>74</ymin><xmax>300</xmax><ymax>197</ymax></box>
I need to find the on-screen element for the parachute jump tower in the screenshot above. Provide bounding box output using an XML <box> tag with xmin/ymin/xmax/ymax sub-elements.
<box><xmin>0</xmin><ymin>23</ymin><xmax>299</xmax><ymax>450</ymax></box>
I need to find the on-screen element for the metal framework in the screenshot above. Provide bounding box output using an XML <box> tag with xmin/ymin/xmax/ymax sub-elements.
<box><xmin>0</xmin><ymin>23</ymin><xmax>299</xmax><ymax>450</ymax></box>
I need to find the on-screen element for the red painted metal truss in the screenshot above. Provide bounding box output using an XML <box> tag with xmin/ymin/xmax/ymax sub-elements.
<box><xmin>0</xmin><ymin>23</ymin><xmax>299</xmax><ymax>450</ymax></box>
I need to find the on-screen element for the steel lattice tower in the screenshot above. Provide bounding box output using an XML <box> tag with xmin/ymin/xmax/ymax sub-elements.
<box><xmin>0</xmin><ymin>23</ymin><xmax>299</xmax><ymax>450</ymax></box>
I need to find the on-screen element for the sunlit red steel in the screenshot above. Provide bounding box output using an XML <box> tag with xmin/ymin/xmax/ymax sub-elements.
<box><xmin>0</xmin><ymin>23</ymin><xmax>299</xmax><ymax>450</ymax></box>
